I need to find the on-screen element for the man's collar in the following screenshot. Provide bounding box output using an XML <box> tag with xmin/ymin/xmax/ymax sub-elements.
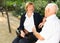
<box><xmin>46</xmin><ymin>14</ymin><xmax>56</xmax><ymax>21</ymax></box>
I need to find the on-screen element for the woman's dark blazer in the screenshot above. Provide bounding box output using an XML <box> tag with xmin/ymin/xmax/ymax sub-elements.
<box><xmin>16</xmin><ymin>12</ymin><xmax>43</xmax><ymax>41</ymax></box>
<box><xmin>17</xmin><ymin>12</ymin><xmax>43</xmax><ymax>33</ymax></box>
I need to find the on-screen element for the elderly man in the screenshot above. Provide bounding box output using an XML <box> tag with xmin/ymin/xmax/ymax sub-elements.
<box><xmin>32</xmin><ymin>3</ymin><xmax>60</xmax><ymax>43</ymax></box>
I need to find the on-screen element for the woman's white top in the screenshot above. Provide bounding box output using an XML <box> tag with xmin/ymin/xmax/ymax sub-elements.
<box><xmin>24</xmin><ymin>13</ymin><xmax>35</xmax><ymax>32</ymax></box>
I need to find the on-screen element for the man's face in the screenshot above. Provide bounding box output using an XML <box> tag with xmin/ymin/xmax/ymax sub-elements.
<box><xmin>45</xmin><ymin>6</ymin><xmax>56</xmax><ymax>17</ymax></box>
<box><xmin>45</xmin><ymin>8</ymin><xmax>49</xmax><ymax>17</ymax></box>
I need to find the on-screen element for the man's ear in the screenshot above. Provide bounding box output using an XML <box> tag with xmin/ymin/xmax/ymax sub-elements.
<box><xmin>47</xmin><ymin>8</ymin><xmax>50</xmax><ymax>15</ymax></box>
<box><xmin>47</xmin><ymin>8</ymin><xmax>50</xmax><ymax>13</ymax></box>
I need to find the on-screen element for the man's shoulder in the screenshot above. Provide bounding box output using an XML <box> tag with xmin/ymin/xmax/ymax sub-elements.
<box><xmin>48</xmin><ymin>18</ymin><xmax>60</xmax><ymax>26</ymax></box>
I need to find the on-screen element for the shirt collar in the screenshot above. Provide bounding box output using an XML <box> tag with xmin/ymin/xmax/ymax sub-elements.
<box><xmin>46</xmin><ymin>14</ymin><xmax>56</xmax><ymax>21</ymax></box>
<box><xmin>25</xmin><ymin>13</ymin><xmax>34</xmax><ymax>18</ymax></box>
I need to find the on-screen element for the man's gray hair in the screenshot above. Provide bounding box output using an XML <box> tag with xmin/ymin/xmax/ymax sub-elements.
<box><xmin>45</xmin><ymin>3</ymin><xmax>59</xmax><ymax>13</ymax></box>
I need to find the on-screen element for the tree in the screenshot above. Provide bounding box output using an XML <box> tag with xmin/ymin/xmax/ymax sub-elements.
<box><xmin>0</xmin><ymin>0</ymin><xmax>4</xmax><ymax>6</ymax></box>
<box><xmin>48</xmin><ymin>0</ymin><xmax>57</xmax><ymax>3</ymax></box>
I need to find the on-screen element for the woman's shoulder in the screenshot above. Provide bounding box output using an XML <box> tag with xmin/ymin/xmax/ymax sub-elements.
<box><xmin>21</xmin><ymin>13</ymin><xmax>26</xmax><ymax>17</ymax></box>
<box><xmin>34</xmin><ymin>12</ymin><xmax>40</xmax><ymax>15</ymax></box>
<box><xmin>34</xmin><ymin>12</ymin><xmax>42</xmax><ymax>17</ymax></box>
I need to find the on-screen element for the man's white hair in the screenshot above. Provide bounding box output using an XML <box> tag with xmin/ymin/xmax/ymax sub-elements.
<box><xmin>45</xmin><ymin>3</ymin><xmax>59</xmax><ymax>13</ymax></box>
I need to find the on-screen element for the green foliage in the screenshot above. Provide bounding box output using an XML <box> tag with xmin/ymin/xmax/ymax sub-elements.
<box><xmin>12</xmin><ymin>2</ymin><xmax>25</xmax><ymax>17</ymax></box>
<box><xmin>56</xmin><ymin>0</ymin><xmax>60</xmax><ymax>10</ymax></box>
<box><xmin>5</xmin><ymin>1</ymin><xmax>16</xmax><ymax>6</ymax></box>
<box><xmin>57</xmin><ymin>11</ymin><xmax>60</xmax><ymax>19</ymax></box>
<box><xmin>1</xmin><ymin>0</ymin><xmax>60</xmax><ymax>18</ymax></box>
<box><xmin>56</xmin><ymin>0</ymin><xmax>60</xmax><ymax>18</ymax></box>
<box><xmin>34</xmin><ymin>0</ymin><xmax>48</xmax><ymax>16</ymax></box>
<box><xmin>12</xmin><ymin>0</ymin><xmax>48</xmax><ymax>17</ymax></box>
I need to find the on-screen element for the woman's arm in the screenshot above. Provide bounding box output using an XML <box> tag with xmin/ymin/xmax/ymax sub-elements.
<box><xmin>16</xmin><ymin>14</ymin><xmax>25</xmax><ymax>37</ymax></box>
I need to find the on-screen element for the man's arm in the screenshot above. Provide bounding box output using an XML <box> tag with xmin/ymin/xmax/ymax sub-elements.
<box><xmin>38</xmin><ymin>17</ymin><xmax>46</xmax><ymax>28</ymax></box>
<box><xmin>33</xmin><ymin>31</ymin><xmax>44</xmax><ymax>40</ymax></box>
<box><xmin>32</xmin><ymin>27</ymin><xmax>44</xmax><ymax>40</ymax></box>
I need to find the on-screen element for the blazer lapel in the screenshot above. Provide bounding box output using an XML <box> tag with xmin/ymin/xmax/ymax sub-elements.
<box><xmin>33</xmin><ymin>13</ymin><xmax>36</xmax><ymax>27</ymax></box>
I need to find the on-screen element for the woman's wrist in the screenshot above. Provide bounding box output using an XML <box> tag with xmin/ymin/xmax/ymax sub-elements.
<box><xmin>33</xmin><ymin>31</ymin><xmax>37</xmax><ymax>35</ymax></box>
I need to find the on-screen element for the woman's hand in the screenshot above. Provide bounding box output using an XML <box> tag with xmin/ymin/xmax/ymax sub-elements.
<box><xmin>24</xmin><ymin>29</ymin><xmax>29</xmax><ymax>34</ymax></box>
<box><xmin>20</xmin><ymin>30</ymin><xmax>25</xmax><ymax>38</ymax></box>
<box><xmin>32</xmin><ymin>26</ymin><xmax>37</xmax><ymax>34</ymax></box>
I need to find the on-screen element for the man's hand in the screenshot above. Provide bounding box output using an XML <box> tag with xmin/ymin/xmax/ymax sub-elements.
<box><xmin>20</xmin><ymin>30</ymin><xmax>25</xmax><ymax>38</ymax></box>
<box><xmin>38</xmin><ymin>22</ymin><xmax>44</xmax><ymax>28</ymax></box>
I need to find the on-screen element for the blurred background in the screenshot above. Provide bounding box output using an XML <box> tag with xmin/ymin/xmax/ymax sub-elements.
<box><xmin>0</xmin><ymin>0</ymin><xmax>60</xmax><ymax>43</ymax></box>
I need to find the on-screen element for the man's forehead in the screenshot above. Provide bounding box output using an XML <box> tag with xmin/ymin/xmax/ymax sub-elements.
<box><xmin>45</xmin><ymin>3</ymin><xmax>57</xmax><ymax>9</ymax></box>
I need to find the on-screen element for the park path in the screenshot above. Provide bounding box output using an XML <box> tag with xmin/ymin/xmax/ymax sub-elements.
<box><xmin>0</xmin><ymin>12</ymin><xmax>20</xmax><ymax>43</ymax></box>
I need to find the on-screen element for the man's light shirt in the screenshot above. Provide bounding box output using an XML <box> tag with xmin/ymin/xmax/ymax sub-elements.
<box><xmin>36</xmin><ymin>14</ymin><xmax>60</xmax><ymax>43</ymax></box>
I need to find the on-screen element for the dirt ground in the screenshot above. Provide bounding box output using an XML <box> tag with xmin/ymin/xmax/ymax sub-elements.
<box><xmin>0</xmin><ymin>12</ymin><xmax>19</xmax><ymax>43</ymax></box>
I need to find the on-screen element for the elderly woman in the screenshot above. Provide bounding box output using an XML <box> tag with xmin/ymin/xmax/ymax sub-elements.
<box><xmin>12</xmin><ymin>2</ymin><xmax>43</xmax><ymax>43</ymax></box>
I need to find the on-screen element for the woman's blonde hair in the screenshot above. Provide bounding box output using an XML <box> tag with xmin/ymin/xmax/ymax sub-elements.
<box><xmin>25</xmin><ymin>2</ymin><xmax>34</xmax><ymax>11</ymax></box>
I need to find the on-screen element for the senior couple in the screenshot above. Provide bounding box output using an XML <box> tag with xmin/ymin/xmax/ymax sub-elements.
<box><xmin>12</xmin><ymin>2</ymin><xmax>60</xmax><ymax>43</ymax></box>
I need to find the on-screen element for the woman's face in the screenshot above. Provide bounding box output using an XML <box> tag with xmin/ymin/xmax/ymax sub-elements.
<box><xmin>27</xmin><ymin>5</ymin><xmax>34</xmax><ymax>13</ymax></box>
